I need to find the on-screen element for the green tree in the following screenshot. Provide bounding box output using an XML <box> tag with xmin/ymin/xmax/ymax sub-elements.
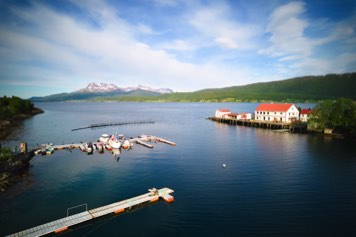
<box><xmin>309</xmin><ymin>98</ymin><xmax>356</xmax><ymax>135</ymax></box>
<box><xmin>0</xmin><ymin>96</ymin><xmax>35</xmax><ymax>119</ymax></box>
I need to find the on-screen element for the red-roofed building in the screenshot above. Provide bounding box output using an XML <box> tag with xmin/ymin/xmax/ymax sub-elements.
<box><xmin>215</xmin><ymin>109</ymin><xmax>231</xmax><ymax>118</ymax></box>
<box><xmin>255</xmin><ymin>103</ymin><xmax>299</xmax><ymax>123</ymax></box>
<box><xmin>300</xmin><ymin>108</ymin><xmax>313</xmax><ymax>122</ymax></box>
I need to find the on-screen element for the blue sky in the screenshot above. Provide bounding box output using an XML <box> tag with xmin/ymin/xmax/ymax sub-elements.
<box><xmin>0</xmin><ymin>0</ymin><xmax>355</xmax><ymax>98</ymax></box>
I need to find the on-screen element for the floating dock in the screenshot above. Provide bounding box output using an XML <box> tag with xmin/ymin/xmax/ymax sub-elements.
<box><xmin>7</xmin><ymin>187</ymin><xmax>174</xmax><ymax>237</ymax></box>
<box><xmin>32</xmin><ymin>134</ymin><xmax>176</xmax><ymax>156</ymax></box>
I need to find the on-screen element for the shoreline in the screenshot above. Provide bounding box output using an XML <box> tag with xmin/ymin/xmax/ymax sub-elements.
<box><xmin>0</xmin><ymin>107</ymin><xmax>43</xmax><ymax>192</ymax></box>
<box><xmin>0</xmin><ymin>107</ymin><xmax>44</xmax><ymax>141</ymax></box>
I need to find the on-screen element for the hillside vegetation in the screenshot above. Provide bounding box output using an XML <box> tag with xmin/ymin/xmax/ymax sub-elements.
<box><xmin>100</xmin><ymin>73</ymin><xmax>356</xmax><ymax>102</ymax></box>
<box><xmin>31</xmin><ymin>72</ymin><xmax>356</xmax><ymax>102</ymax></box>
<box><xmin>156</xmin><ymin>73</ymin><xmax>356</xmax><ymax>102</ymax></box>
<box><xmin>0</xmin><ymin>96</ymin><xmax>35</xmax><ymax>119</ymax></box>
<box><xmin>0</xmin><ymin>96</ymin><xmax>43</xmax><ymax>140</ymax></box>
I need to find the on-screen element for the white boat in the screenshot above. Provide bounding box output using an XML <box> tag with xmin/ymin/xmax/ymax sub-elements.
<box><xmin>99</xmin><ymin>134</ymin><xmax>110</xmax><ymax>143</ymax></box>
<box><xmin>95</xmin><ymin>142</ymin><xmax>105</xmax><ymax>153</ymax></box>
<box><xmin>109</xmin><ymin>135</ymin><xmax>121</xmax><ymax>149</ymax></box>
<box><xmin>79</xmin><ymin>142</ymin><xmax>95</xmax><ymax>154</ymax></box>
<box><xmin>121</xmin><ymin>140</ymin><xmax>132</xmax><ymax>150</ymax></box>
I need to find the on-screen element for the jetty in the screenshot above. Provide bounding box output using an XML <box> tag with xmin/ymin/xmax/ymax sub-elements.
<box><xmin>209</xmin><ymin>117</ymin><xmax>307</xmax><ymax>133</ymax></box>
<box><xmin>7</xmin><ymin>187</ymin><xmax>174</xmax><ymax>237</ymax></box>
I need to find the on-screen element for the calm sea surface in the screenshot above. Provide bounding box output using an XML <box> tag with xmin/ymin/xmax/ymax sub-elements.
<box><xmin>1</xmin><ymin>102</ymin><xmax>355</xmax><ymax>237</ymax></box>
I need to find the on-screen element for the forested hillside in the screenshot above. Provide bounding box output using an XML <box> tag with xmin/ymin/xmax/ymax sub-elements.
<box><xmin>30</xmin><ymin>72</ymin><xmax>356</xmax><ymax>102</ymax></box>
<box><xmin>157</xmin><ymin>73</ymin><xmax>356</xmax><ymax>102</ymax></box>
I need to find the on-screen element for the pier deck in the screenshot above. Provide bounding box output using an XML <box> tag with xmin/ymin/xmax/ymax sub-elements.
<box><xmin>7</xmin><ymin>187</ymin><xmax>174</xmax><ymax>237</ymax></box>
<box><xmin>209</xmin><ymin>117</ymin><xmax>307</xmax><ymax>133</ymax></box>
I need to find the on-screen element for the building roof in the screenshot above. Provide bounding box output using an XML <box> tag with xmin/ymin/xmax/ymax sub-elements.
<box><xmin>217</xmin><ymin>109</ymin><xmax>231</xmax><ymax>112</ymax></box>
<box><xmin>301</xmin><ymin>109</ymin><xmax>313</xmax><ymax>115</ymax></box>
<box><xmin>255</xmin><ymin>103</ymin><xmax>294</xmax><ymax>112</ymax></box>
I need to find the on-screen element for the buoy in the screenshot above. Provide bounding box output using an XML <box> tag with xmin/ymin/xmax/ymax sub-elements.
<box><xmin>222</xmin><ymin>164</ymin><xmax>226</xmax><ymax>168</ymax></box>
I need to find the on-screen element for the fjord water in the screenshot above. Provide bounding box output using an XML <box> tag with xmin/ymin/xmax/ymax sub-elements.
<box><xmin>1</xmin><ymin>102</ymin><xmax>355</xmax><ymax>237</ymax></box>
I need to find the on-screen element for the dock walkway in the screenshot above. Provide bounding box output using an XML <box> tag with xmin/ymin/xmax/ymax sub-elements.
<box><xmin>7</xmin><ymin>187</ymin><xmax>174</xmax><ymax>237</ymax></box>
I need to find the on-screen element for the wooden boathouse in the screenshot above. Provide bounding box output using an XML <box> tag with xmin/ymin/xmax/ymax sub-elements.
<box><xmin>208</xmin><ymin>117</ymin><xmax>307</xmax><ymax>133</ymax></box>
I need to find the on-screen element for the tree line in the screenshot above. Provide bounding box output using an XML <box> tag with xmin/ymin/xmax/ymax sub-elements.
<box><xmin>0</xmin><ymin>96</ymin><xmax>35</xmax><ymax>120</ymax></box>
<box><xmin>309</xmin><ymin>98</ymin><xmax>356</xmax><ymax>137</ymax></box>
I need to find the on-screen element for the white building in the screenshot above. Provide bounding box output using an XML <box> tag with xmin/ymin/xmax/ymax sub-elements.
<box><xmin>255</xmin><ymin>103</ymin><xmax>299</xmax><ymax>123</ymax></box>
<box><xmin>215</xmin><ymin>109</ymin><xmax>231</xmax><ymax>118</ymax></box>
<box><xmin>230</xmin><ymin>112</ymin><xmax>252</xmax><ymax>120</ymax></box>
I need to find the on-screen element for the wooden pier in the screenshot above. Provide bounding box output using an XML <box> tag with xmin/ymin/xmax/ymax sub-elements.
<box><xmin>7</xmin><ymin>187</ymin><xmax>174</xmax><ymax>237</ymax></box>
<box><xmin>209</xmin><ymin>117</ymin><xmax>307</xmax><ymax>133</ymax></box>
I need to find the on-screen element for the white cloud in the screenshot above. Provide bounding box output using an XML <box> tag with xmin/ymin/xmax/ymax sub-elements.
<box><xmin>260</xmin><ymin>1</ymin><xmax>315</xmax><ymax>59</ymax></box>
<box><xmin>0</xmin><ymin>1</ymin><xmax>260</xmax><ymax>94</ymax></box>
<box><xmin>189</xmin><ymin>3</ymin><xmax>258</xmax><ymax>50</ymax></box>
<box><xmin>1</xmin><ymin>0</ymin><xmax>355</xmax><ymax>98</ymax></box>
<box><xmin>159</xmin><ymin>39</ymin><xmax>191</xmax><ymax>51</ymax></box>
<box><xmin>260</xmin><ymin>1</ymin><xmax>356</xmax><ymax>77</ymax></box>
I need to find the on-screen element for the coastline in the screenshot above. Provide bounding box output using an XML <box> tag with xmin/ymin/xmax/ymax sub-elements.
<box><xmin>0</xmin><ymin>107</ymin><xmax>43</xmax><ymax>192</ymax></box>
<box><xmin>0</xmin><ymin>107</ymin><xmax>44</xmax><ymax>141</ymax></box>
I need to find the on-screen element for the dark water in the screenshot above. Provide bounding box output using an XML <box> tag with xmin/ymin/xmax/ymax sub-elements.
<box><xmin>1</xmin><ymin>102</ymin><xmax>355</xmax><ymax>237</ymax></box>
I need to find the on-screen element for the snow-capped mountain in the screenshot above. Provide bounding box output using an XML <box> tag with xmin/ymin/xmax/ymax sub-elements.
<box><xmin>77</xmin><ymin>82</ymin><xmax>173</xmax><ymax>94</ymax></box>
<box><xmin>78</xmin><ymin>82</ymin><xmax>120</xmax><ymax>92</ymax></box>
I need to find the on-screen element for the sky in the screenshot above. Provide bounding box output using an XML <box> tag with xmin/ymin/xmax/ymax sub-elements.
<box><xmin>0</xmin><ymin>0</ymin><xmax>355</xmax><ymax>98</ymax></box>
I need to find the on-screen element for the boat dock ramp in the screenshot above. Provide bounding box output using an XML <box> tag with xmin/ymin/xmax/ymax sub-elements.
<box><xmin>7</xmin><ymin>188</ymin><xmax>174</xmax><ymax>237</ymax></box>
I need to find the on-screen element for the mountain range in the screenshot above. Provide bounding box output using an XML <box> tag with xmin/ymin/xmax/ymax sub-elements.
<box><xmin>77</xmin><ymin>82</ymin><xmax>173</xmax><ymax>94</ymax></box>
<box><xmin>30</xmin><ymin>73</ymin><xmax>356</xmax><ymax>102</ymax></box>
<box><xmin>30</xmin><ymin>83</ymin><xmax>173</xmax><ymax>102</ymax></box>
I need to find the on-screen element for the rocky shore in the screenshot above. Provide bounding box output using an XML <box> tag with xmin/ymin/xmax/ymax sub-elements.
<box><xmin>0</xmin><ymin>151</ymin><xmax>34</xmax><ymax>192</ymax></box>
<box><xmin>0</xmin><ymin>107</ymin><xmax>43</xmax><ymax>192</ymax></box>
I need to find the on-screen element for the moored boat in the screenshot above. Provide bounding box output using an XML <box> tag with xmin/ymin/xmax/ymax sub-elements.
<box><xmin>95</xmin><ymin>142</ymin><xmax>105</xmax><ymax>153</ymax></box>
<box><xmin>99</xmin><ymin>134</ymin><xmax>110</xmax><ymax>143</ymax></box>
<box><xmin>109</xmin><ymin>135</ymin><xmax>121</xmax><ymax>149</ymax></box>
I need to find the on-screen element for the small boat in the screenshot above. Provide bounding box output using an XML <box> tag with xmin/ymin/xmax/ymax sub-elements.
<box><xmin>46</xmin><ymin>147</ymin><xmax>54</xmax><ymax>155</ymax></box>
<box><xmin>40</xmin><ymin>144</ymin><xmax>54</xmax><ymax>156</ymax></box>
<box><xmin>121</xmin><ymin>140</ymin><xmax>132</xmax><ymax>150</ymax></box>
<box><xmin>109</xmin><ymin>135</ymin><xmax>121</xmax><ymax>149</ymax></box>
<box><xmin>99</xmin><ymin>134</ymin><xmax>110</xmax><ymax>143</ymax></box>
<box><xmin>86</xmin><ymin>142</ymin><xmax>94</xmax><ymax>155</ymax></box>
<box><xmin>95</xmin><ymin>142</ymin><xmax>105</xmax><ymax>153</ymax></box>
<box><xmin>79</xmin><ymin>142</ymin><xmax>95</xmax><ymax>154</ymax></box>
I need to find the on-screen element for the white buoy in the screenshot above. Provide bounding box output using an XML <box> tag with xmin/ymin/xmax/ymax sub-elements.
<box><xmin>222</xmin><ymin>163</ymin><xmax>226</xmax><ymax>168</ymax></box>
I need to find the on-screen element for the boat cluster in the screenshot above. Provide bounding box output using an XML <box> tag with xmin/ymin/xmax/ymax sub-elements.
<box><xmin>34</xmin><ymin>143</ymin><xmax>55</xmax><ymax>156</ymax></box>
<box><xmin>33</xmin><ymin>134</ymin><xmax>176</xmax><ymax>157</ymax></box>
<box><xmin>79</xmin><ymin>134</ymin><xmax>133</xmax><ymax>155</ymax></box>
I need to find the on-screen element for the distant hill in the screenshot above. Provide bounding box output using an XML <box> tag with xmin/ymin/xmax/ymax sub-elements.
<box><xmin>155</xmin><ymin>72</ymin><xmax>356</xmax><ymax>102</ymax></box>
<box><xmin>31</xmin><ymin>73</ymin><xmax>356</xmax><ymax>102</ymax></box>
<box><xmin>30</xmin><ymin>82</ymin><xmax>173</xmax><ymax>102</ymax></box>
